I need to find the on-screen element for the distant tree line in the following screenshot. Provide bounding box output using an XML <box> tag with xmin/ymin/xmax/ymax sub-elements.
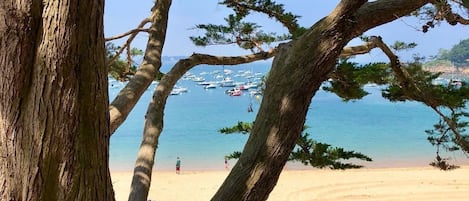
<box><xmin>429</xmin><ymin>38</ymin><xmax>469</xmax><ymax>69</ymax></box>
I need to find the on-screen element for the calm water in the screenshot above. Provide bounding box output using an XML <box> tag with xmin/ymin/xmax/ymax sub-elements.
<box><xmin>109</xmin><ymin>62</ymin><xmax>469</xmax><ymax>171</ymax></box>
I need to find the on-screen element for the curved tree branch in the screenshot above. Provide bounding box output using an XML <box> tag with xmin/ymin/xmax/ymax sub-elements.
<box><xmin>106</xmin><ymin>18</ymin><xmax>151</xmax><ymax>67</ymax></box>
<box><xmin>353</xmin><ymin>0</ymin><xmax>431</xmax><ymax>37</ymax></box>
<box><xmin>105</xmin><ymin>28</ymin><xmax>150</xmax><ymax>42</ymax></box>
<box><xmin>109</xmin><ymin>0</ymin><xmax>171</xmax><ymax>136</ymax></box>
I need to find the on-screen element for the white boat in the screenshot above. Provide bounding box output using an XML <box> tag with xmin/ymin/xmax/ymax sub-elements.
<box><xmin>219</xmin><ymin>77</ymin><xmax>236</xmax><ymax>87</ymax></box>
<box><xmin>170</xmin><ymin>86</ymin><xmax>188</xmax><ymax>95</ymax></box>
<box><xmin>170</xmin><ymin>90</ymin><xmax>181</xmax><ymax>95</ymax></box>
<box><xmin>450</xmin><ymin>79</ymin><xmax>463</xmax><ymax>87</ymax></box>
<box><xmin>192</xmin><ymin>77</ymin><xmax>205</xmax><ymax>82</ymax></box>
<box><xmin>249</xmin><ymin>90</ymin><xmax>262</xmax><ymax>96</ymax></box>
<box><xmin>204</xmin><ymin>83</ymin><xmax>217</xmax><ymax>89</ymax></box>
<box><xmin>197</xmin><ymin>81</ymin><xmax>216</xmax><ymax>86</ymax></box>
<box><xmin>174</xmin><ymin>86</ymin><xmax>188</xmax><ymax>93</ymax></box>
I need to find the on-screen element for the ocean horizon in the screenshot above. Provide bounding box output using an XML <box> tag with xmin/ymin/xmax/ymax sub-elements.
<box><xmin>109</xmin><ymin>62</ymin><xmax>469</xmax><ymax>171</ymax></box>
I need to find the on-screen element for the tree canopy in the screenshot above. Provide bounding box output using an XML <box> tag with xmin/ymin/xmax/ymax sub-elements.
<box><xmin>437</xmin><ymin>38</ymin><xmax>469</xmax><ymax>67</ymax></box>
<box><xmin>3</xmin><ymin>1</ymin><xmax>469</xmax><ymax>201</ymax></box>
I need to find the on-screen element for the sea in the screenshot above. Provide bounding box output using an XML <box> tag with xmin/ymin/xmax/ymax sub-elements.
<box><xmin>109</xmin><ymin>61</ymin><xmax>469</xmax><ymax>171</ymax></box>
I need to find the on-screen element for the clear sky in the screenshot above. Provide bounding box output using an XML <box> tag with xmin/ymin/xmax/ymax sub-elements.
<box><xmin>104</xmin><ymin>0</ymin><xmax>468</xmax><ymax>64</ymax></box>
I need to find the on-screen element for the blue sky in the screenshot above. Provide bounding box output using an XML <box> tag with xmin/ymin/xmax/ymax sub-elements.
<box><xmin>104</xmin><ymin>1</ymin><xmax>468</xmax><ymax>63</ymax></box>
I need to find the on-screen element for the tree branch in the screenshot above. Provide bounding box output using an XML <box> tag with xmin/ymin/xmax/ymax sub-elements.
<box><xmin>221</xmin><ymin>0</ymin><xmax>301</xmax><ymax>34</ymax></box>
<box><xmin>436</xmin><ymin>0</ymin><xmax>469</xmax><ymax>25</ymax></box>
<box><xmin>106</xmin><ymin>18</ymin><xmax>151</xmax><ymax>67</ymax></box>
<box><xmin>109</xmin><ymin>0</ymin><xmax>171</xmax><ymax>137</ymax></box>
<box><xmin>105</xmin><ymin>28</ymin><xmax>150</xmax><ymax>41</ymax></box>
<box><xmin>372</xmin><ymin>36</ymin><xmax>469</xmax><ymax>152</ymax></box>
<box><xmin>353</xmin><ymin>0</ymin><xmax>431</xmax><ymax>37</ymax></box>
<box><xmin>339</xmin><ymin>40</ymin><xmax>378</xmax><ymax>57</ymax></box>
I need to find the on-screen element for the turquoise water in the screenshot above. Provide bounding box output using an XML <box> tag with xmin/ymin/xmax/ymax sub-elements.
<box><xmin>109</xmin><ymin>63</ymin><xmax>469</xmax><ymax>171</ymax></box>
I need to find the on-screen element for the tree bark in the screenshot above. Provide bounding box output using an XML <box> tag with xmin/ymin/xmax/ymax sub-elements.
<box><xmin>109</xmin><ymin>0</ymin><xmax>172</xmax><ymax>135</ymax></box>
<box><xmin>211</xmin><ymin>0</ymin><xmax>431</xmax><ymax>200</ymax></box>
<box><xmin>0</xmin><ymin>0</ymin><xmax>114</xmax><ymax>200</ymax></box>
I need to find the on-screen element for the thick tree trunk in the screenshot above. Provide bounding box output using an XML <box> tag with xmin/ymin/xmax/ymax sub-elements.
<box><xmin>0</xmin><ymin>1</ymin><xmax>114</xmax><ymax>201</ymax></box>
<box><xmin>211</xmin><ymin>0</ymin><xmax>431</xmax><ymax>200</ymax></box>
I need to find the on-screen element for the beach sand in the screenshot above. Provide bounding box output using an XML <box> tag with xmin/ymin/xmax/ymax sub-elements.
<box><xmin>112</xmin><ymin>166</ymin><xmax>469</xmax><ymax>201</ymax></box>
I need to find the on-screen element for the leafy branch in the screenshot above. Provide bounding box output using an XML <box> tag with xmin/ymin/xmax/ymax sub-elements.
<box><xmin>220</xmin><ymin>122</ymin><xmax>372</xmax><ymax>170</ymax></box>
<box><xmin>323</xmin><ymin>36</ymin><xmax>469</xmax><ymax>170</ymax></box>
<box><xmin>219</xmin><ymin>0</ymin><xmax>306</xmax><ymax>37</ymax></box>
<box><xmin>190</xmin><ymin>14</ymin><xmax>288</xmax><ymax>52</ymax></box>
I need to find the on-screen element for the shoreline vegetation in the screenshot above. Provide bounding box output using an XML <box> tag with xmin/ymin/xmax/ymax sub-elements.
<box><xmin>111</xmin><ymin>166</ymin><xmax>469</xmax><ymax>201</ymax></box>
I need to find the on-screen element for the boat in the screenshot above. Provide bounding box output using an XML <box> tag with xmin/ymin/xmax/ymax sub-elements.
<box><xmin>170</xmin><ymin>86</ymin><xmax>189</xmax><ymax>95</ymax></box>
<box><xmin>219</xmin><ymin>77</ymin><xmax>236</xmax><ymax>87</ymax></box>
<box><xmin>204</xmin><ymin>83</ymin><xmax>217</xmax><ymax>89</ymax></box>
<box><xmin>249</xmin><ymin>90</ymin><xmax>262</xmax><ymax>96</ymax></box>
<box><xmin>197</xmin><ymin>81</ymin><xmax>216</xmax><ymax>86</ymax></box>
<box><xmin>226</xmin><ymin>88</ymin><xmax>242</xmax><ymax>96</ymax></box>
<box><xmin>192</xmin><ymin>76</ymin><xmax>205</xmax><ymax>82</ymax></box>
<box><xmin>170</xmin><ymin>90</ymin><xmax>181</xmax><ymax>95</ymax></box>
<box><xmin>238</xmin><ymin>82</ymin><xmax>258</xmax><ymax>90</ymax></box>
<box><xmin>229</xmin><ymin>90</ymin><xmax>242</xmax><ymax>96</ymax></box>
<box><xmin>450</xmin><ymin>79</ymin><xmax>463</xmax><ymax>87</ymax></box>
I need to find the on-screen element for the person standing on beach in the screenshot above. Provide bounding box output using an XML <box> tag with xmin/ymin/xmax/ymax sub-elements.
<box><xmin>176</xmin><ymin>157</ymin><xmax>181</xmax><ymax>174</ymax></box>
<box><xmin>224</xmin><ymin>157</ymin><xmax>229</xmax><ymax>170</ymax></box>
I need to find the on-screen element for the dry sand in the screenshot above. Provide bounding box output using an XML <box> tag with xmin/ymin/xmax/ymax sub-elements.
<box><xmin>112</xmin><ymin>166</ymin><xmax>469</xmax><ymax>201</ymax></box>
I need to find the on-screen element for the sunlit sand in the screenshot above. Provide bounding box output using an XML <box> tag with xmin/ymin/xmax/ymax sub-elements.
<box><xmin>112</xmin><ymin>166</ymin><xmax>469</xmax><ymax>201</ymax></box>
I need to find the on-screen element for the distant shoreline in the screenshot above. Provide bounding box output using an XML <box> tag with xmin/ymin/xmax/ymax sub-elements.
<box><xmin>424</xmin><ymin>65</ymin><xmax>469</xmax><ymax>79</ymax></box>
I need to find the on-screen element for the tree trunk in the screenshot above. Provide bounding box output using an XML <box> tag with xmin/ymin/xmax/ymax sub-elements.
<box><xmin>211</xmin><ymin>0</ymin><xmax>431</xmax><ymax>200</ymax></box>
<box><xmin>109</xmin><ymin>0</ymin><xmax>171</xmax><ymax>135</ymax></box>
<box><xmin>0</xmin><ymin>1</ymin><xmax>114</xmax><ymax>200</ymax></box>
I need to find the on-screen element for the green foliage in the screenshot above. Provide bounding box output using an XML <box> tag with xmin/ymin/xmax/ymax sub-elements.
<box><xmin>377</xmin><ymin>60</ymin><xmax>469</xmax><ymax>169</ymax></box>
<box><xmin>190</xmin><ymin>14</ymin><xmax>287</xmax><ymax>51</ymax></box>
<box><xmin>220</xmin><ymin>122</ymin><xmax>372</xmax><ymax>170</ymax></box>
<box><xmin>211</xmin><ymin>0</ymin><xmax>469</xmax><ymax>171</ymax></box>
<box><xmin>219</xmin><ymin>121</ymin><xmax>253</xmax><ymax>134</ymax></box>
<box><xmin>191</xmin><ymin>0</ymin><xmax>308</xmax><ymax>51</ymax></box>
<box><xmin>426</xmin><ymin>118</ymin><xmax>462</xmax><ymax>152</ymax></box>
<box><xmin>225</xmin><ymin>151</ymin><xmax>242</xmax><ymax>160</ymax></box>
<box><xmin>106</xmin><ymin>42</ymin><xmax>143</xmax><ymax>81</ymax></box>
<box><xmin>290</xmin><ymin>133</ymin><xmax>372</xmax><ymax>169</ymax></box>
<box><xmin>323</xmin><ymin>55</ymin><xmax>469</xmax><ymax>170</ymax></box>
<box><xmin>382</xmin><ymin>62</ymin><xmax>469</xmax><ymax>108</ymax></box>
<box><xmin>412</xmin><ymin>1</ymin><xmax>467</xmax><ymax>32</ymax></box>
<box><xmin>426</xmin><ymin>114</ymin><xmax>468</xmax><ymax>170</ymax></box>
<box><xmin>220</xmin><ymin>0</ymin><xmax>305</xmax><ymax>38</ymax></box>
<box><xmin>437</xmin><ymin>38</ymin><xmax>469</xmax><ymax>67</ymax></box>
<box><xmin>390</xmin><ymin>41</ymin><xmax>418</xmax><ymax>51</ymax></box>
<box><xmin>323</xmin><ymin>60</ymin><xmax>390</xmax><ymax>101</ymax></box>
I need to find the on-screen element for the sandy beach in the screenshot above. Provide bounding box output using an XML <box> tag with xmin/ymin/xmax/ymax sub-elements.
<box><xmin>112</xmin><ymin>166</ymin><xmax>469</xmax><ymax>201</ymax></box>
